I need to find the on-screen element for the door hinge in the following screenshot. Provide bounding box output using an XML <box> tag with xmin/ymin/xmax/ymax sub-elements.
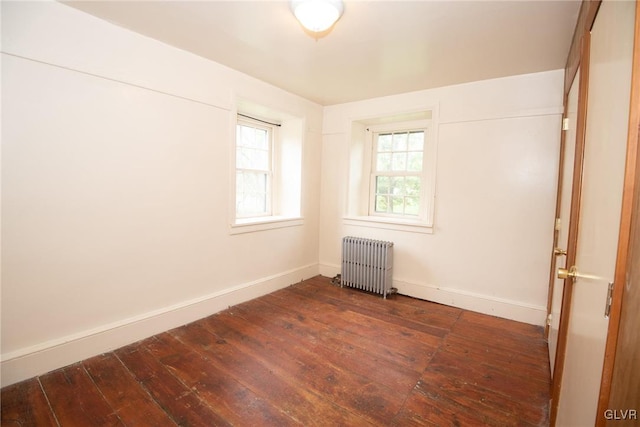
<box><xmin>604</xmin><ymin>282</ymin><xmax>614</xmax><ymax>318</ymax></box>
<box><xmin>562</xmin><ymin>117</ymin><xmax>570</xmax><ymax>131</ymax></box>
<box><xmin>555</xmin><ymin>218</ymin><xmax>562</xmax><ymax>231</ymax></box>
<box><xmin>546</xmin><ymin>313</ymin><xmax>552</xmax><ymax>326</ymax></box>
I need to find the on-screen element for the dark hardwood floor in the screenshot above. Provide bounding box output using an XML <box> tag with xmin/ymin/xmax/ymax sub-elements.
<box><xmin>1</xmin><ymin>276</ymin><xmax>551</xmax><ymax>426</ymax></box>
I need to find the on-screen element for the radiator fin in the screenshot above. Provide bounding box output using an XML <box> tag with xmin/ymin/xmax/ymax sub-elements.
<box><xmin>341</xmin><ymin>236</ymin><xmax>393</xmax><ymax>298</ymax></box>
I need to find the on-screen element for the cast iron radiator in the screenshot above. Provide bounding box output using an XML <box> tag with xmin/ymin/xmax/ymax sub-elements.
<box><xmin>341</xmin><ymin>236</ymin><xmax>394</xmax><ymax>298</ymax></box>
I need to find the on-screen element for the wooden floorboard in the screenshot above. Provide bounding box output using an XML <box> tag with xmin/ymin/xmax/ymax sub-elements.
<box><xmin>115</xmin><ymin>342</ymin><xmax>233</xmax><ymax>426</ymax></box>
<box><xmin>1</xmin><ymin>276</ymin><xmax>551</xmax><ymax>426</ymax></box>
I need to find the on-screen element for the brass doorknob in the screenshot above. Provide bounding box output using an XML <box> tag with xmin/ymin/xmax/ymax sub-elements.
<box><xmin>554</xmin><ymin>248</ymin><xmax>567</xmax><ymax>256</ymax></box>
<box><xmin>558</xmin><ymin>266</ymin><xmax>577</xmax><ymax>280</ymax></box>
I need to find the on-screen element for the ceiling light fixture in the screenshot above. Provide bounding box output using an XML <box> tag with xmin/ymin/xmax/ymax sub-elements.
<box><xmin>291</xmin><ymin>0</ymin><xmax>344</xmax><ymax>33</ymax></box>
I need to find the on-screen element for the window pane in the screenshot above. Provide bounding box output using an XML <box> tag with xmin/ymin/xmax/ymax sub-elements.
<box><xmin>236</xmin><ymin>171</ymin><xmax>244</xmax><ymax>189</ymax></box>
<box><xmin>376</xmin><ymin>176</ymin><xmax>390</xmax><ymax>194</ymax></box>
<box><xmin>236</xmin><ymin>147</ymin><xmax>250</xmax><ymax>169</ymax></box>
<box><xmin>254</xmin><ymin>128</ymin><xmax>268</xmax><ymax>150</ymax></box>
<box><xmin>405</xmin><ymin>176</ymin><xmax>421</xmax><ymax>196</ymax></box>
<box><xmin>407</xmin><ymin>152</ymin><xmax>423</xmax><ymax>172</ymax></box>
<box><xmin>378</xmin><ymin>134</ymin><xmax>392</xmax><ymax>152</ymax></box>
<box><xmin>238</xmin><ymin>125</ymin><xmax>269</xmax><ymax>150</ymax></box>
<box><xmin>390</xmin><ymin>176</ymin><xmax>405</xmax><ymax>195</ymax></box>
<box><xmin>237</xmin><ymin>193</ymin><xmax>267</xmax><ymax>216</ymax></box>
<box><xmin>408</xmin><ymin>131</ymin><xmax>424</xmax><ymax>151</ymax></box>
<box><xmin>236</xmin><ymin>171</ymin><xmax>268</xmax><ymax>216</ymax></box>
<box><xmin>392</xmin><ymin>152</ymin><xmax>407</xmax><ymax>171</ymax></box>
<box><xmin>391</xmin><ymin>196</ymin><xmax>404</xmax><ymax>214</ymax></box>
<box><xmin>236</xmin><ymin>125</ymin><xmax>246</xmax><ymax>146</ymax></box>
<box><xmin>254</xmin><ymin>149</ymin><xmax>269</xmax><ymax>170</ymax></box>
<box><xmin>376</xmin><ymin>153</ymin><xmax>392</xmax><ymax>171</ymax></box>
<box><xmin>237</xmin><ymin>147</ymin><xmax>269</xmax><ymax>170</ymax></box>
<box><xmin>405</xmin><ymin>197</ymin><xmax>420</xmax><ymax>215</ymax></box>
<box><xmin>392</xmin><ymin>132</ymin><xmax>407</xmax><ymax>151</ymax></box>
<box><xmin>375</xmin><ymin>195</ymin><xmax>389</xmax><ymax>213</ymax></box>
<box><xmin>244</xmin><ymin>171</ymin><xmax>267</xmax><ymax>193</ymax></box>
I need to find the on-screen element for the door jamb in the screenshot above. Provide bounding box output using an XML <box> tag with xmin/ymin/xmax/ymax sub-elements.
<box><xmin>543</xmin><ymin>81</ymin><xmax>570</xmax><ymax>340</ymax></box>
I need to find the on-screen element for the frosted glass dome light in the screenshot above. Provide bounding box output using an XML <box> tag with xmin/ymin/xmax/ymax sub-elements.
<box><xmin>291</xmin><ymin>0</ymin><xmax>344</xmax><ymax>33</ymax></box>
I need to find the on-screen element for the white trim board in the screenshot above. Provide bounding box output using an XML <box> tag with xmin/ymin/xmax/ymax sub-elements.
<box><xmin>0</xmin><ymin>264</ymin><xmax>319</xmax><ymax>387</ymax></box>
<box><xmin>319</xmin><ymin>263</ymin><xmax>546</xmax><ymax>326</ymax></box>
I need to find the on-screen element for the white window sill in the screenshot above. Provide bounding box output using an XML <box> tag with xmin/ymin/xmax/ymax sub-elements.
<box><xmin>343</xmin><ymin>216</ymin><xmax>433</xmax><ymax>234</ymax></box>
<box><xmin>230</xmin><ymin>216</ymin><xmax>304</xmax><ymax>235</ymax></box>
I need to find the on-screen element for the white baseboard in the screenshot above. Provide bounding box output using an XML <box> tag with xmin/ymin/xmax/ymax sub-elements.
<box><xmin>318</xmin><ymin>263</ymin><xmax>546</xmax><ymax>326</ymax></box>
<box><xmin>1</xmin><ymin>264</ymin><xmax>319</xmax><ymax>388</ymax></box>
<box><xmin>318</xmin><ymin>262</ymin><xmax>341</xmax><ymax>279</ymax></box>
<box><xmin>394</xmin><ymin>279</ymin><xmax>547</xmax><ymax>326</ymax></box>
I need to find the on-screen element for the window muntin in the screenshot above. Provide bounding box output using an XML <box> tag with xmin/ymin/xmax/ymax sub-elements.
<box><xmin>371</xmin><ymin>129</ymin><xmax>427</xmax><ymax>218</ymax></box>
<box><xmin>236</xmin><ymin>119</ymin><xmax>273</xmax><ymax>218</ymax></box>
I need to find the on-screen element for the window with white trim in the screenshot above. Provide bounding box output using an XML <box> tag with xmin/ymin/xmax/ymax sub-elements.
<box><xmin>371</xmin><ymin>128</ymin><xmax>426</xmax><ymax>218</ymax></box>
<box><xmin>230</xmin><ymin>99</ymin><xmax>304</xmax><ymax>234</ymax></box>
<box><xmin>345</xmin><ymin>112</ymin><xmax>437</xmax><ymax>233</ymax></box>
<box><xmin>235</xmin><ymin>118</ymin><xmax>273</xmax><ymax>218</ymax></box>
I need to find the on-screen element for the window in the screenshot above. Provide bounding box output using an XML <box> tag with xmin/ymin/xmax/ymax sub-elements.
<box><xmin>235</xmin><ymin>118</ymin><xmax>273</xmax><ymax>218</ymax></box>
<box><xmin>345</xmin><ymin>112</ymin><xmax>437</xmax><ymax>233</ymax></box>
<box><xmin>230</xmin><ymin>99</ymin><xmax>304</xmax><ymax>234</ymax></box>
<box><xmin>371</xmin><ymin>129</ymin><xmax>426</xmax><ymax>218</ymax></box>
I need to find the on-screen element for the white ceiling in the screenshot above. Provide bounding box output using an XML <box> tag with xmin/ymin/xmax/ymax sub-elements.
<box><xmin>64</xmin><ymin>0</ymin><xmax>581</xmax><ymax>106</ymax></box>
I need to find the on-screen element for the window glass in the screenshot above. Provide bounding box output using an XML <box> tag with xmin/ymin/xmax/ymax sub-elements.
<box><xmin>236</xmin><ymin>121</ymin><xmax>272</xmax><ymax>218</ymax></box>
<box><xmin>372</xmin><ymin>129</ymin><xmax>426</xmax><ymax>218</ymax></box>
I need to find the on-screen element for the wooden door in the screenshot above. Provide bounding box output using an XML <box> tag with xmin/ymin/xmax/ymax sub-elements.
<box><xmin>597</xmin><ymin>2</ymin><xmax>640</xmax><ymax>424</ymax></box>
<box><xmin>552</xmin><ymin>0</ymin><xmax>636</xmax><ymax>425</ymax></box>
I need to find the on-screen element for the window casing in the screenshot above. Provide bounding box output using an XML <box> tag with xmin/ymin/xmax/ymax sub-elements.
<box><xmin>235</xmin><ymin>118</ymin><xmax>273</xmax><ymax>219</ymax></box>
<box><xmin>230</xmin><ymin>100</ymin><xmax>304</xmax><ymax>234</ymax></box>
<box><xmin>345</xmin><ymin>113</ymin><xmax>437</xmax><ymax>234</ymax></box>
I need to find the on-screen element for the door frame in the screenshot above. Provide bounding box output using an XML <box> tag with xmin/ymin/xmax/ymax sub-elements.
<box><xmin>549</xmin><ymin>0</ymin><xmax>640</xmax><ymax>424</ymax></box>
<box><xmin>596</xmin><ymin>2</ymin><xmax>640</xmax><ymax>423</ymax></box>
<box><xmin>543</xmin><ymin>58</ymin><xmax>574</xmax><ymax>342</ymax></box>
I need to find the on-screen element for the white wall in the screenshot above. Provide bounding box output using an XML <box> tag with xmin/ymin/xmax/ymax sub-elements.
<box><xmin>1</xmin><ymin>1</ymin><xmax>322</xmax><ymax>386</ymax></box>
<box><xmin>319</xmin><ymin>71</ymin><xmax>563</xmax><ymax>325</ymax></box>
